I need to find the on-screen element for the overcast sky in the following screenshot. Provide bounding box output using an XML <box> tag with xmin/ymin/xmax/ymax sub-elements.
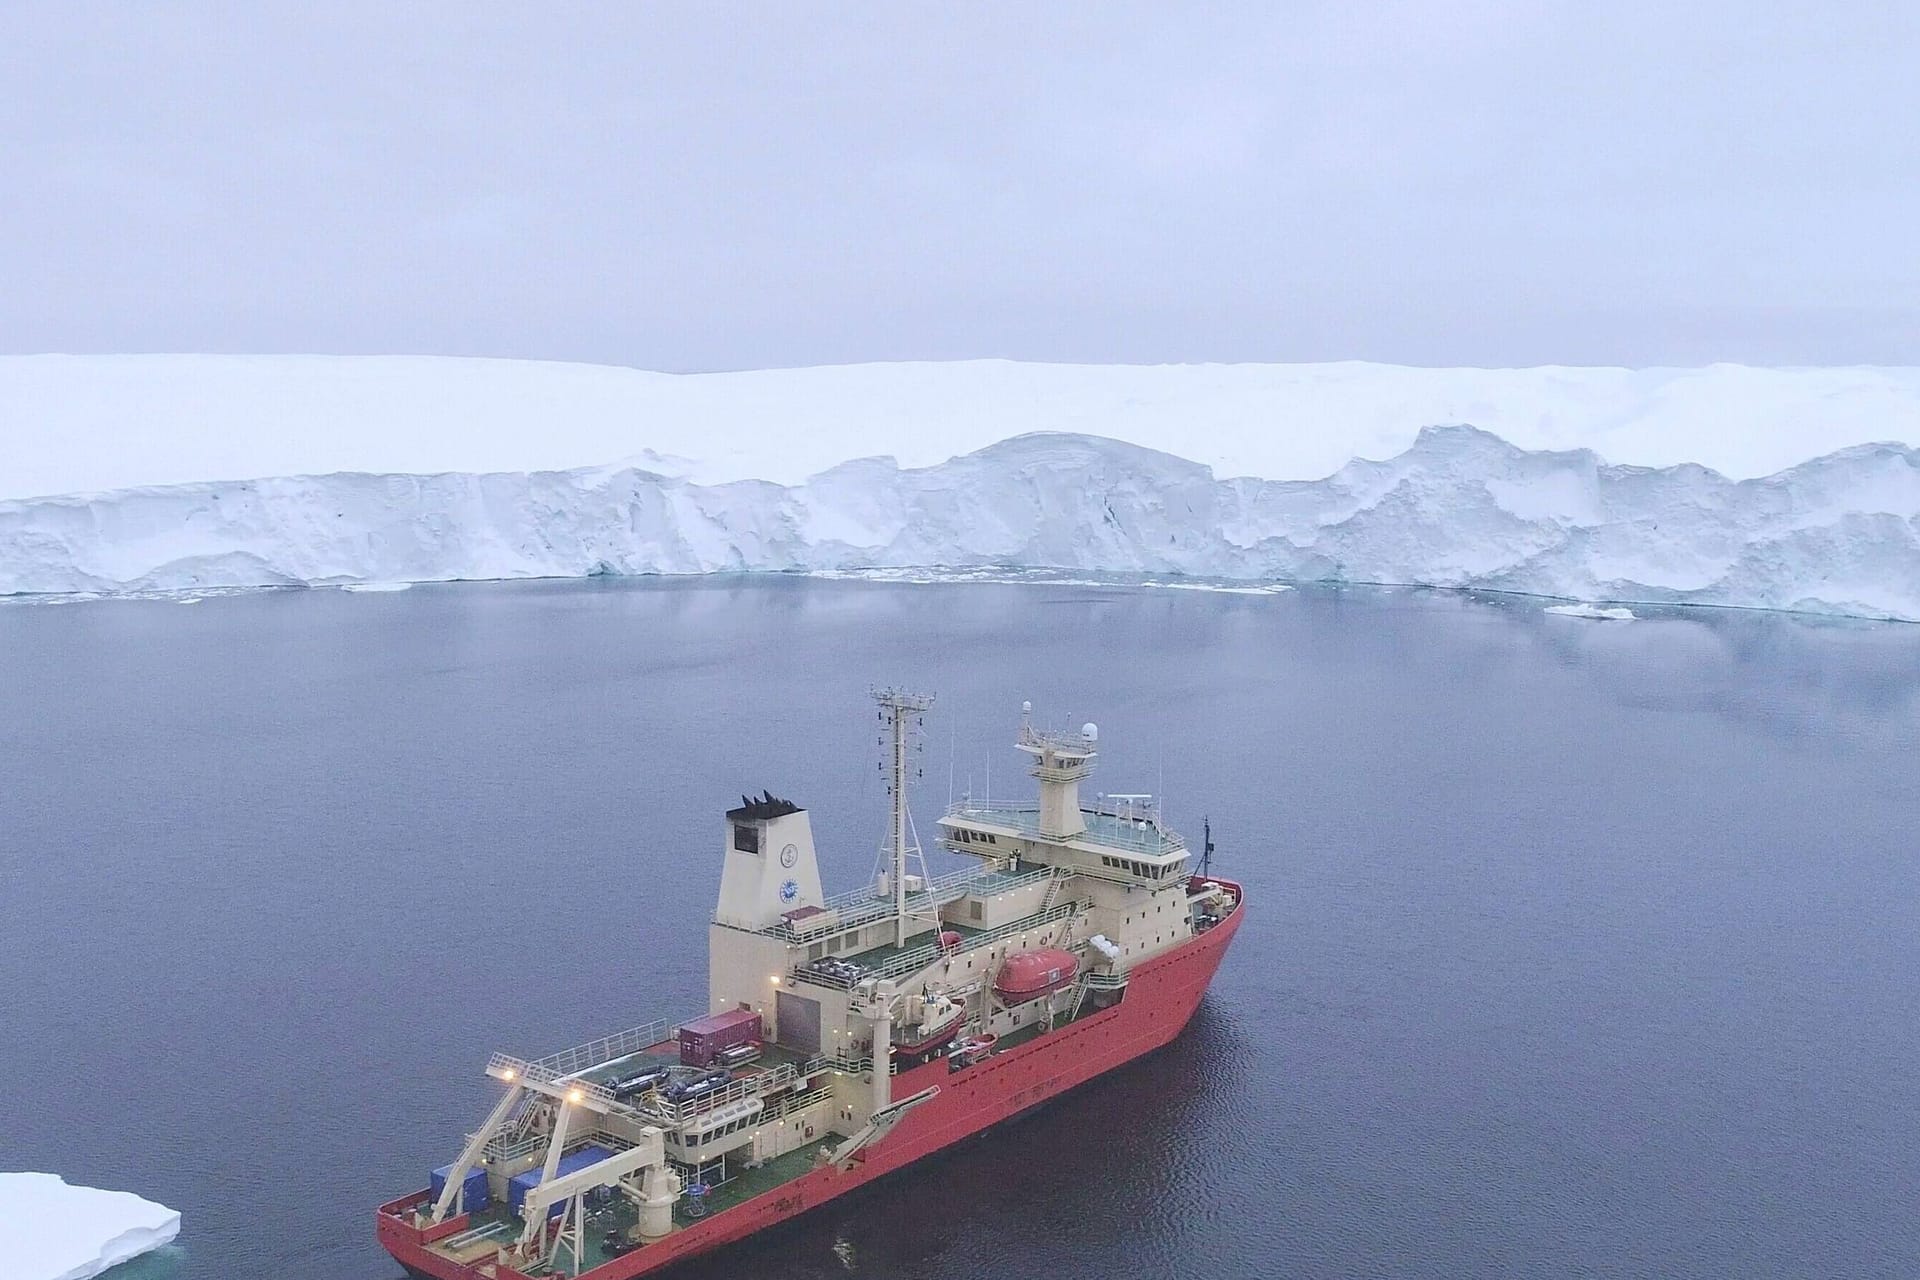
<box><xmin>2</xmin><ymin>3</ymin><xmax>1916</xmax><ymax>370</ymax></box>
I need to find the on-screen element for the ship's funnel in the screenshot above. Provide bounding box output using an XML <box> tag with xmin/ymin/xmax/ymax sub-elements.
<box><xmin>715</xmin><ymin>792</ymin><xmax>825</xmax><ymax>929</ymax></box>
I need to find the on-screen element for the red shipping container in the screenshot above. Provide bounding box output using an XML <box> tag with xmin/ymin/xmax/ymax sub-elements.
<box><xmin>678</xmin><ymin>1009</ymin><xmax>763</xmax><ymax>1067</ymax></box>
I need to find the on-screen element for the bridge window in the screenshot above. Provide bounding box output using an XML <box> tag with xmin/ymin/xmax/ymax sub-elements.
<box><xmin>733</xmin><ymin>823</ymin><xmax>760</xmax><ymax>854</ymax></box>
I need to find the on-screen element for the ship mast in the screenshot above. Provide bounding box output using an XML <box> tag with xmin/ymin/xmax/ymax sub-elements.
<box><xmin>874</xmin><ymin>687</ymin><xmax>933</xmax><ymax>948</ymax></box>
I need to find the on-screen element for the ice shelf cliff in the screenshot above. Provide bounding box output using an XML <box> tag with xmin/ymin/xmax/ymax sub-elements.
<box><xmin>5</xmin><ymin>356</ymin><xmax>1920</xmax><ymax>619</ymax></box>
<box><xmin>0</xmin><ymin>1172</ymin><xmax>180</xmax><ymax>1280</ymax></box>
<box><xmin>5</xmin><ymin>425</ymin><xmax>1920</xmax><ymax>619</ymax></box>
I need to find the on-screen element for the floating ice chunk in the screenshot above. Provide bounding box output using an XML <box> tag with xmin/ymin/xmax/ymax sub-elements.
<box><xmin>0</xmin><ymin>1172</ymin><xmax>180</xmax><ymax>1280</ymax></box>
<box><xmin>1545</xmin><ymin>603</ymin><xmax>1637</xmax><ymax>620</ymax></box>
<box><xmin>1140</xmin><ymin>580</ymin><xmax>1292</xmax><ymax>596</ymax></box>
<box><xmin>338</xmin><ymin>581</ymin><xmax>414</xmax><ymax>593</ymax></box>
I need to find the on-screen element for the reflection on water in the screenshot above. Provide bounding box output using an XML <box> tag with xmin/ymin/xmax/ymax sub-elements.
<box><xmin>97</xmin><ymin>1245</ymin><xmax>186</xmax><ymax>1280</ymax></box>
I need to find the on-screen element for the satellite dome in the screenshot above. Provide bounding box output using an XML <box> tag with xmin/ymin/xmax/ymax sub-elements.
<box><xmin>1082</xmin><ymin>722</ymin><xmax>1099</xmax><ymax>741</ymax></box>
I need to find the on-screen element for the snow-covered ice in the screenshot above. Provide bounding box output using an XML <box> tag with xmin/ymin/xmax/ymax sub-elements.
<box><xmin>1545</xmin><ymin>603</ymin><xmax>1638</xmax><ymax>620</ymax></box>
<box><xmin>5</xmin><ymin>357</ymin><xmax>1920</xmax><ymax>621</ymax></box>
<box><xmin>0</xmin><ymin>1172</ymin><xmax>180</xmax><ymax>1280</ymax></box>
<box><xmin>8</xmin><ymin>355</ymin><xmax>1920</xmax><ymax>499</ymax></box>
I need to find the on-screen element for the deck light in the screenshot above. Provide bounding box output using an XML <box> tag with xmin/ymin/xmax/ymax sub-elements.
<box><xmin>502</xmin><ymin>1068</ymin><xmax>516</xmax><ymax>1081</ymax></box>
<box><xmin>567</xmin><ymin>1087</ymin><xmax>585</xmax><ymax>1104</ymax></box>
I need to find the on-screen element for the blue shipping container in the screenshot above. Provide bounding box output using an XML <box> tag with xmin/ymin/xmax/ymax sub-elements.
<box><xmin>508</xmin><ymin>1145</ymin><xmax>615</xmax><ymax>1220</ymax></box>
<box><xmin>428</xmin><ymin>1164</ymin><xmax>491</xmax><ymax>1217</ymax></box>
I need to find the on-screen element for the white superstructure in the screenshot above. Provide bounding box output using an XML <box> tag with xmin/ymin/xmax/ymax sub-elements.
<box><xmin>412</xmin><ymin>698</ymin><xmax>1238</xmax><ymax>1277</ymax></box>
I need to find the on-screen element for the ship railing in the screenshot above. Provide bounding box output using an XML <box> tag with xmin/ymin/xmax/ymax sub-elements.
<box><xmin>944</xmin><ymin>798</ymin><xmax>1042</xmax><ymax>818</ymax></box>
<box><xmin>940</xmin><ymin>862</ymin><xmax>1054</xmax><ymax>900</ymax></box>
<box><xmin>782</xmin><ymin>866</ymin><xmax>1060</xmax><ymax>977</ymax></box>
<box><xmin>1080</xmin><ymin>814</ymin><xmax>1186</xmax><ymax>855</ymax></box>
<box><xmin>479</xmin><ymin>1130</ymin><xmax>548</xmax><ymax>1165</ymax></box>
<box><xmin>633</xmin><ymin>1052</ymin><xmax>837</xmax><ymax>1127</ymax></box>
<box><xmin>773</xmin><ymin>1082</ymin><xmax>837</xmax><ymax>1119</ymax></box>
<box><xmin>821</xmin><ymin>1052</ymin><xmax>873</xmax><ymax>1075</ymax></box>
<box><xmin>871</xmin><ymin>900</ymin><xmax>1079</xmax><ymax>981</ymax></box>
<box><xmin>757</xmin><ymin>862</ymin><xmax>1043</xmax><ymax>940</ymax></box>
<box><xmin>788</xmin><ymin>966</ymin><xmax>862</xmax><ymax>993</ymax></box>
<box><xmin>479</xmin><ymin>1125</ymin><xmax>639</xmax><ymax>1171</ymax></box>
<box><xmin>790</xmin><ymin>898</ymin><xmax>1080</xmax><ymax>991</ymax></box>
<box><xmin>827</xmin><ymin>861</ymin><xmax>999</xmax><ymax>909</ymax></box>
<box><xmin>1084</xmin><ymin>970</ymin><xmax>1130</xmax><ymax>990</ymax></box>
<box><xmin>528</xmin><ymin>1017</ymin><xmax>679</xmax><ymax>1079</ymax></box>
<box><xmin>947</xmin><ymin>797</ymin><xmax>1186</xmax><ymax>856</ymax></box>
<box><xmin>783</xmin><ymin>1053</ymin><xmax>843</xmax><ymax>1084</ymax></box>
<box><xmin>1018</xmin><ymin>723</ymin><xmax>1098</xmax><ymax>755</ymax></box>
<box><xmin>441</xmin><ymin>1219</ymin><xmax>518</xmax><ymax>1252</ymax></box>
<box><xmin>485</xmin><ymin>1052</ymin><xmax>619</xmax><ymax>1111</ymax></box>
<box><xmin>581</xmin><ymin>1126</ymin><xmax>642</xmax><ymax>1154</ymax></box>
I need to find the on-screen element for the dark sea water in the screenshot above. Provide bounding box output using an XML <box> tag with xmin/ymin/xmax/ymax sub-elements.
<box><xmin>3</xmin><ymin>577</ymin><xmax>1919</xmax><ymax>1280</ymax></box>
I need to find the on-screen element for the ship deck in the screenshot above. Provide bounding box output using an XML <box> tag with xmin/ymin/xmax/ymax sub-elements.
<box><xmin>566</xmin><ymin>1039</ymin><xmax>817</xmax><ymax>1092</ymax></box>
<box><xmin>681</xmin><ymin>1135</ymin><xmax>839</xmax><ymax>1218</ymax></box>
<box><xmin>449</xmin><ymin>1136</ymin><xmax>843</xmax><ymax>1277</ymax></box>
<box><xmin>393</xmin><ymin>881</ymin><xmax>1244</xmax><ymax>1280</ymax></box>
<box><xmin>757</xmin><ymin>865</ymin><xmax>1051</xmax><ymax>943</ymax></box>
<box><xmin>439</xmin><ymin>1003</ymin><xmax>1109</xmax><ymax>1276</ymax></box>
<box><xmin>837</xmin><ymin>918</ymin><xmax>986</xmax><ymax>971</ymax></box>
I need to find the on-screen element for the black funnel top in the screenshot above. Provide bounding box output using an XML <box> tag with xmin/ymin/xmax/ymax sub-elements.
<box><xmin>727</xmin><ymin>789</ymin><xmax>802</xmax><ymax>821</ymax></box>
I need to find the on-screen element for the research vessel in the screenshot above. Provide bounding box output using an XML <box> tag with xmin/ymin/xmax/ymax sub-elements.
<box><xmin>378</xmin><ymin>693</ymin><xmax>1244</xmax><ymax>1278</ymax></box>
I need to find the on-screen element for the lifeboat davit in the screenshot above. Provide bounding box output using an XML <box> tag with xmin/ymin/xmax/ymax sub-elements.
<box><xmin>993</xmin><ymin>947</ymin><xmax>1078</xmax><ymax>1003</ymax></box>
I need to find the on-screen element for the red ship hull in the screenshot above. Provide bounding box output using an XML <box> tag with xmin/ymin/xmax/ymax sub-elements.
<box><xmin>378</xmin><ymin>882</ymin><xmax>1242</xmax><ymax>1280</ymax></box>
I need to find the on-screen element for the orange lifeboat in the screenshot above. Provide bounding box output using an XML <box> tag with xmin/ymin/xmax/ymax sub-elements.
<box><xmin>993</xmin><ymin>947</ymin><xmax>1078</xmax><ymax>1003</ymax></box>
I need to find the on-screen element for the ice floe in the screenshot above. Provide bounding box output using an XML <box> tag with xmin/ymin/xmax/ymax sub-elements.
<box><xmin>1545</xmin><ymin>603</ymin><xmax>1638</xmax><ymax>620</ymax></box>
<box><xmin>0</xmin><ymin>1172</ymin><xmax>180</xmax><ymax>1280</ymax></box>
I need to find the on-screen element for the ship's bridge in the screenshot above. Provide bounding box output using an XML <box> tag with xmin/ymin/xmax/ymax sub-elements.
<box><xmin>941</xmin><ymin>793</ymin><xmax>1190</xmax><ymax>883</ymax></box>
